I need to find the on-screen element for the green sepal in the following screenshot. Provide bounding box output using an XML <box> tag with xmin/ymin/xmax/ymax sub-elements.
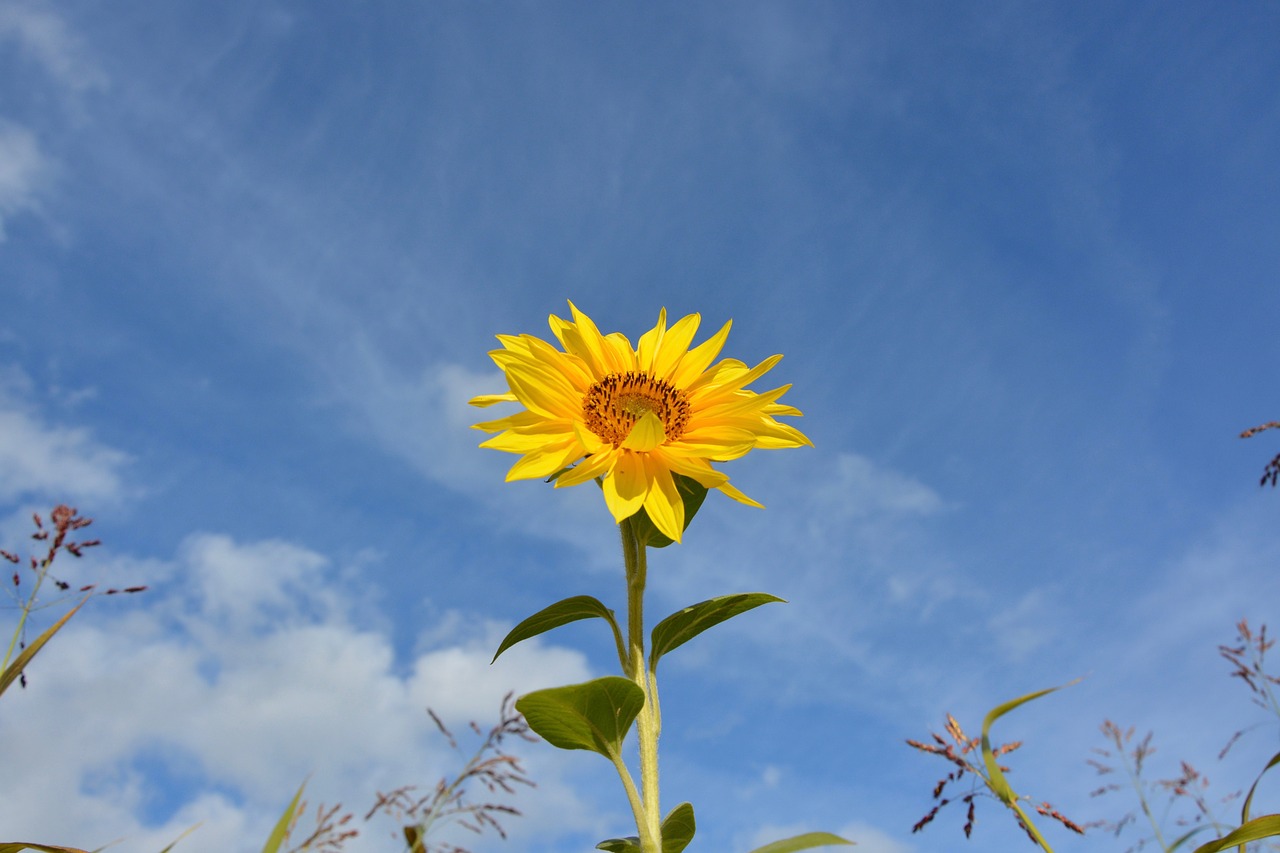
<box><xmin>661</xmin><ymin>802</ymin><xmax>696</xmax><ymax>853</ymax></box>
<box><xmin>595</xmin><ymin>838</ymin><xmax>641</xmax><ymax>853</ymax></box>
<box><xmin>492</xmin><ymin>595</ymin><xmax>626</xmax><ymax>670</ymax></box>
<box><xmin>630</xmin><ymin>473</ymin><xmax>708</xmax><ymax>548</ymax></box>
<box><xmin>650</xmin><ymin>593</ymin><xmax>785</xmax><ymax>673</ymax></box>
<box><xmin>0</xmin><ymin>845</ymin><xmax>92</xmax><ymax>853</ymax></box>
<box><xmin>745</xmin><ymin>832</ymin><xmax>854</xmax><ymax>853</ymax></box>
<box><xmin>516</xmin><ymin>677</ymin><xmax>645</xmax><ymax>759</ymax></box>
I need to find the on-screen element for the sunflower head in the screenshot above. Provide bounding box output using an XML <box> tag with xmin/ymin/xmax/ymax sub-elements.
<box><xmin>470</xmin><ymin>302</ymin><xmax>811</xmax><ymax>544</ymax></box>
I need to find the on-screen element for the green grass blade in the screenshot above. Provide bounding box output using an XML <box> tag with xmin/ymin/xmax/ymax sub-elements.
<box><xmin>979</xmin><ymin>681</ymin><xmax>1079</xmax><ymax>853</ymax></box>
<box><xmin>155</xmin><ymin>823</ymin><xmax>201</xmax><ymax>853</ymax></box>
<box><xmin>261</xmin><ymin>779</ymin><xmax>306</xmax><ymax>853</ymax></box>
<box><xmin>1191</xmin><ymin>815</ymin><xmax>1280</xmax><ymax>853</ymax></box>
<box><xmin>0</xmin><ymin>603</ymin><xmax>84</xmax><ymax>699</ymax></box>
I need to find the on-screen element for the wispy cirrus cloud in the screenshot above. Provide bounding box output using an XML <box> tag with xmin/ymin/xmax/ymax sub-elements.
<box><xmin>0</xmin><ymin>121</ymin><xmax>49</xmax><ymax>241</ymax></box>
<box><xmin>0</xmin><ymin>365</ymin><xmax>129</xmax><ymax>506</ymax></box>
<box><xmin>0</xmin><ymin>1</ymin><xmax>107</xmax><ymax>95</ymax></box>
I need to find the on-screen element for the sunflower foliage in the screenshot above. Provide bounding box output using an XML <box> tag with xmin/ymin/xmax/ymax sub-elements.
<box><xmin>474</xmin><ymin>303</ymin><xmax>849</xmax><ymax>853</ymax></box>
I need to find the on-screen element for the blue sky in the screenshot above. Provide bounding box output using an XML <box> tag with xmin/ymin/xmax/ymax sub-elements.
<box><xmin>2</xmin><ymin>2</ymin><xmax>1279</xmax><ymax>851</ymax></box>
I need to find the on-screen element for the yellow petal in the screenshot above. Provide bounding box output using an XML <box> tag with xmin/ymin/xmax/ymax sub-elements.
<box><xmin>481</xmin><ymin>428</ymin><xmax>573</xmax><ymax>454</ymax></box>
<box><xmin>643</xmin><ymin>461</ymin><xmax>684</xmax><ymax>542</ymax></box>
<box><xmin>555</xmin><ymin>448</ymin><xmax>618</xmax><ymax>487</ymax></box>
<box><xmin>602</xmin><ymin>332</ymin><xmax>637</xmax><ymax>373</ymax></box>
<box><xmin>622</xmin><ymin>410</ymin><xmax>667</xmax><ymax>452</ymax></box>
<box><xmin>650</xmin><ymin>448</ymin><xmax>730</xmax><ymax>489</ymax></box>
<box><xmin>505</xmin><ymin>365</ymin><xmax>581</xmax><ymax>420</ymax></box>
<box><xmin>636</xmin><ymin>308</ymin><xmax>668</xmax><ymax>373</ymax></box>
<box><xmin>505</xmin><ymin>441</ymin><xmax>585</xmax><ymax>481</ymax></box>
<box><xmin>563</xmin><ymin>302</ymin><xmax>617</xmax><ymax>377</ymax></box>
<box><xmin>469</xmin><ymin>392</ymin><xmax>518</xmax><ymax>409</ymax></box>
<box><xmin>650</xmin><ymin>311</ymin><xmax>700</xmax><ymax>380</ymax></box>
<box><xmin>670</xmin><ymin>319</ymin><xmax>732</xmax><ymax>389</ymax></box>
<box><xmin>601</xmin><ymin>451</ymin><xmax>649</xmax><ymax>523</ymax></box>
<box><xmin>716</xmin><ymin>480</ymin><xmax>764</xmax><ymax>509</ymax></box>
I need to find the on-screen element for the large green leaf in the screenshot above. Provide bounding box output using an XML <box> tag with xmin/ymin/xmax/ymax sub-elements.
<box><xmin>492</xmin><ymin>596</ymin><xmax>625</xmax><ymax>669</ymax></box>
<box><xmin>1190</xmin><ymin>815</ymin><xmax>1280</xmax><ymax>853</ymax></box>
<box><xmin>0</xmin><ymin>603</ymin><xmax>84</xmax><ymax>699</ymax></box>
<box><xmin>595</xmin><ymin>838</ymin><xmax>641</xmax><ymax>853</ymax></box>
<box><xmin>744</xmin><ymin>832</ymin><xmax>854</xmax><ymax>853</ymax></box>
<box><xmin>0</xmin><ymin>845</ymin><xmax>92</xmax><ymax>853</ymax></box>
<box><xmin>516</xmin><ymin>677</ymin><xmax>645</xmax><ymax>759</ymax></box>
<box><xmin>649</xmin><ymin>593</ymin><xmax>785</xmax><ymax>673</ymax></box>
<box><xmin>261</xmin><ymin>780</ymin><xmax>306</xmax><ymax>853</ymax></box>
<box><xmin>662</xmin><ymin>802</ymin><xmax>696</xmax><ymax>853</ymax></box>
<box><xmin>630</xmin><ymin>474</ymin><xmax>709</xmax><ymax>548</ymax></box>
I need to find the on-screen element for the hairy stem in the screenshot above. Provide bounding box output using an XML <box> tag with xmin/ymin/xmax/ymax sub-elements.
<box><xmin>621</xmin><ymin>517</ymin><xmax>662</xmax><ymax>852</ymax></box>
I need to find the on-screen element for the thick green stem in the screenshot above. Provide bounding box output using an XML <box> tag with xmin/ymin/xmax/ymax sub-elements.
<box><xmin>621</xmin><ymin>517</ymin><xmax>662</xmax><ymax>853</ymax></box>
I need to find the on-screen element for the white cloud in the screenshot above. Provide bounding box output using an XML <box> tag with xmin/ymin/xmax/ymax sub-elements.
<box><xmin>0</xmin><ymin>532</ymin><xmax>602</xmax><ymax>852</ymax></box>
<box><xmin>816</xmin><ymin>453</ymin><xmax>944</xmax><ymax>519</ymax></box>
<box><xmin>0</xmin><ymin>120</ymin><xmax>48</xmax><ymax>241</ymax></box>
<box><xmin>836</xmin><ymin>821</ymin><xmax>915</xmax><ymax>853</ymax></box>
<box><xmin>0</xmin><ymin>365</ymin><xmax>130</xmax><ymax>505</ymax></box>
<box><xmin>0</xmin><ymin>1</ymin><xmax>107</xmax><ymax>95</ymax></box>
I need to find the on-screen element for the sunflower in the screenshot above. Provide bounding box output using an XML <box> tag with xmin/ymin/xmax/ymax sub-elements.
<box><xmin>470</xmin><ymin>302</ymin><xmax>811</xmax><ymax>543</ymax></box>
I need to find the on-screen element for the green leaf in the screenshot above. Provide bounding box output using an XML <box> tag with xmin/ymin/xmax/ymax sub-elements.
<box><xmin>979</xmin><ymin>681</ymin><xmax>1076</xmax><ymax>803</ymax></box>
<box><xmin>744</xmin><ymin>831</ymin><xmax>855</xmax><ymax>853</ymax></box>
<box><xmin>1167</xmin><ymin>824</ymin><xmax>1212</xmax><ymax>852</ymax></box>
<box><xmin>978</xmin><ymin>681</ymin><xmax>1078</xmax><ymax>850</ymax></box>
<box><xmin>1240</xmin><ymin>749</ymin><xmax>1280</xmax><ymax>828</ymax></box>
<box><xmin>630</xmin><ymin>474</ymin><xmax>708</xmax><ymax>548</ymax></box>
<box><xmin>1190</xmin><ymin>814</ymin><xmax>1280</xmax><ymax>853</ymax></box>
<box><xmin>516</xmin><ymin>677</ymin><xmax>645</xmax><ymax>759</ymax></box>
<box><xmin>595</xmin><ymin>838</ymin><xmax>641</xmax><ymax>853</ymax></box>
<box><xmin>0</xmin><ymin>845</ymin><xmax>92</xmax><ymax>853</ymax></box>
<box><xmin>650</xmin><ymin>593</ymin><xmax>785</xmax><ymax>673</ymax></box>
<box><xmin>493</xmin><ymin>596</ymin><xmax>625</xmax><ymax>669</ymax></box>
<box><xmin>261</xmin><ymin>779</ymin><xmax>306</xmax><ymax>853</ymax></box>
<box><xmin>662</xmin><ymin>802</ymin><xmax>696</xmax><ymax>853</ymax></box>
<box><xmin>0</xmin><ymin>602</ymin><xmax>84</xmax><ymax>699</ymax></box>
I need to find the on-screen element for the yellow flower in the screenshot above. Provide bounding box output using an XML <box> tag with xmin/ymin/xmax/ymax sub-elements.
<box><xmin>470</xmin><ymin>302</ymin><xmax>811</xmax><ymax>543</ymax></box>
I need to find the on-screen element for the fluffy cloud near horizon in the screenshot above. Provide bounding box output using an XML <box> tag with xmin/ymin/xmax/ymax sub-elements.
<box><xmin>0</xmin><ymin>531</ymin><xmax>604</xmax><ymax>852</ymax></box>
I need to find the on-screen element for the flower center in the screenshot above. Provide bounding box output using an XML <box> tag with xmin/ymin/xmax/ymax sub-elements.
<box><xmin>583</xmin><ymin>371</ymin><xmax>690</xmax><ymax>447</ymax></box>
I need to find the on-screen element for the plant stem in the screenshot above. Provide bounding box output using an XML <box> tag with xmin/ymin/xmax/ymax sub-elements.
<box><xmin>2</xmin><ymin>554</ymin><xmax>51</xmax><ymax>673</ymax></box>
<box><xmin>621</xmin><ymin>517</ymin><xmax>662</xmax><ymax>853</ymax></box>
